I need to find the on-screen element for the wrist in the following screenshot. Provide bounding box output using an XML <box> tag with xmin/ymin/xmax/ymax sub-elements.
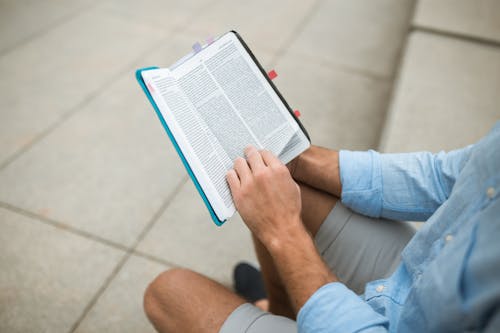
<box><xmin>263</xmin><ymin>219</ymin><xmax>311</xmax><ymax>256</ymax></box>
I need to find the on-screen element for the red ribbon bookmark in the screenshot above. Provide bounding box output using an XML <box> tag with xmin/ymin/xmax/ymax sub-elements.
<box><xmin>267</xmin><ymin>69</ymin><xmax>277</xmax><ymax>80</ymax></box>
<box><xmin>294</xmin><ymin>110</ymin><xmax>301</xmax><ymax>117</ymax></box>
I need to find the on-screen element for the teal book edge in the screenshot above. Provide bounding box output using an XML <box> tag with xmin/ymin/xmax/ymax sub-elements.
<box><xmin>135</xmin><ymin>67</ymin><xmax>226</xmax><ymax>226</ymax></box>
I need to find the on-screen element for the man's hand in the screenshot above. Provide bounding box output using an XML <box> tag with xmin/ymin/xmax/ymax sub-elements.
<box><xmin>284</xmin><ymin>145</ymin><xmax>342</xmax><ymax>198</ymax></box>
<box><xmin>226</xmin><ymin>146</ymin><xmax>337</xmax><ymax>313</ymax></box>
<box><xmin>226</xmin><ymin>146</ymin><xmax>303</xmax><ymax>247</ymax></box>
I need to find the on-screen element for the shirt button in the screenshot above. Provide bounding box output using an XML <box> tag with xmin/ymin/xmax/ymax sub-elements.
<box><xmin>376</xmin><ymin>285</ymin><xmax>385</xmax><ymax>293</ymax></box>
<box><xmin>445</xmin><ymin>234</ymin><xmax>454</xmax><ymax>243</ymax></box>
<box><xmin>487</xmin><ymin>187</ymin><xmax>495</xmax><ymax>199</ymax></box>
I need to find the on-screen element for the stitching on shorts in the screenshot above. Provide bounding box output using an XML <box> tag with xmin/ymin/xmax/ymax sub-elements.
<box><xmin>244</xmin><ymin>312</ymin><xmax>271</xmax><ymax>333</ymax></box>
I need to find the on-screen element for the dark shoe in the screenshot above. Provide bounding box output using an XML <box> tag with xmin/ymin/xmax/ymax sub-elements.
<box><xmin>233</xmin><ymin>262</ymin><xmax>267</xmax><ymax>303</ymax></box>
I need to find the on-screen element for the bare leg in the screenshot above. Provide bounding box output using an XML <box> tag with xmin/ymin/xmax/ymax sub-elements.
<box><xmin>144</xmin><ymin>268</ymin><xmax>245</xmax><ymax>333</ymax></box>
<box><xmin>253</xmin><ymin>182</ymin><xmax>338</xmax><ymax>318</ymax></box>
<box><xmin>144</xmin><ymin>156</ymin><xmax>340</xmax><ymax>330</ymax></box>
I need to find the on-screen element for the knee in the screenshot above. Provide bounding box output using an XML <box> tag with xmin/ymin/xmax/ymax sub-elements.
<box><xmin>143</xmin><ymin>268</ymin><xmax>194</xmax><ymax>323</ymax></box>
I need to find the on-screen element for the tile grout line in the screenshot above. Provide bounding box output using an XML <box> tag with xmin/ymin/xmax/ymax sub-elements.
<box><xmin>278</xmin><ymin>50</ymin><xmax>393</xmax><ymax>81</ymax></box>
<box><xmin>412</xmin><ymin>25</ymin><xmax>500</xmax><ymax>49</ymax></box>
<box><xmin>0</xmin><ymin>1</ymin><xmax>100</xmax><ymax>57</ymax></box>
<box><xmin>0</xmin><ymin>198</ymin><xmax>181</xmax><ymax>272</ymax></box>
<box><xmin>67</xmin><ymin>176</ymin><xmax>188</xmax><ymax>333</ymax></box>
<box><xmin>68</xmin><ymin>251</ymin><xmax>132</xmax><ymax>332</ymax></box>
<box><xmin>131</xmin><ymin>249</ymin><xmax>182</xmax><ymax>269</ymax></box>
<box><xmin>131</xmin><ymin>176</ymin><xmax>189</xmax><ymax>249</ymax></box>
<box><xmin>0</xmin><ymin>201</ymin><xmax>129</xmax><ymax>252</ymax></box>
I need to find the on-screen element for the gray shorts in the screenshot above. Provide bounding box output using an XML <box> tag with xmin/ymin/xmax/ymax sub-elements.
<box><xmin>219</xmin><ymin>202</ymin><xmax>416</xmax><ymax>333</ymax></box>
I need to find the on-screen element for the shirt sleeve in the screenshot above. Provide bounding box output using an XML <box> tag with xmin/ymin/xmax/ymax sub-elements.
<box><xmin>297</xmin><ymin>282</ymin><xmax>389</xmax><ymax>333</ymax></box>
<box><xmin>339</xmin><ymin>145</ymin><xmax>474</xmax><ymax>221</ymax></box>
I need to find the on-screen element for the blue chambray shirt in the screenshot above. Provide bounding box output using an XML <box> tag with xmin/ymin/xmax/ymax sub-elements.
<box><xmin>297</xmin><ymin>123</ymin><xmax>500</xmax><ymax>332</ymax></box>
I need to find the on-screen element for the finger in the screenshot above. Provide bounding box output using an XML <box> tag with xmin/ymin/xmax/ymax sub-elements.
<box><xmin>260</xmin><ymin>150</ymin><xmax>282</xmax><ymax>168</ymax></box>
<box><xmin>226</xmin><ymin>169</ymin><xmax>240</xmax><ymax>195</ymax></box>
<box><xmin>244</xmin><ymin>145</ymin><xmax>265</xmax><ymax>172</ymax></box>
<box><xmin>233</xmin><ymin>157</ymin><xmax>252</xmax><ymax>184</ymax></box>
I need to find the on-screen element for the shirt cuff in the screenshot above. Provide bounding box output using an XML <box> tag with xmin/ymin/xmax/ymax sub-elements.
<box><xmin>339</xmin><ymin>150</ymin><xmax>383</xmax><ymax>218</ymax></box>
<box><xmin>297</xmin><ymin>282</ymin><xmax>389</xmax><ymax>333</ymax></box>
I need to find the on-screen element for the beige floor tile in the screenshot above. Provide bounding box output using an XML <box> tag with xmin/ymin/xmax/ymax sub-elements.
<box><xmin>184</xmin><ymin>0</ymin><xmax>318</xmax><ymax>58</ymax></box>
<box><xmin>0</xmin><ymin>72</ymin><xmax>187</xmax><ymax>247</ymax></box>
<box><xmin>287</xmin><ymin>0</ymin><xmax>414</xmax><ymax>78</ymax></box>
<box><xmin>98</xmin><ymin>0</ymin><xmax>212</xmax><ymax>32</ymax></box>
<box><xmin>0</xmin><ymin>207</ymin><xmax>124</xmax><ymax>333</ymax></box>
<box><xmin>74</xmin><ymin>255</ymin><xmax>167</xmax><ymax>333</ymax></box>
<box><xmin>0</xmin><ymin>6</ymin><xmax>166</xmax><ymax>165</ymax></box>
<box><xmin>0</xmin><ymin>0</ymin><xmax>97</xmax><ymax>54</ymax></box>
<box><xmin>137</xmin><ymin>181</ymin><xmax>257</xmax><ymax>286</ymax></box>
<box><xmin>274</xmin><ymin>53</ymin><xmax>391</xmax><ymax>150</ymax></box>
<box><xmin>414</xmin><ymin>0</ymin><xmax>500</xmax><ymax>43</ymax></box>
<box><xmin>380</xmin><ymin>32</ymin><xmax>500</xmax><ymax>152</ymax></box>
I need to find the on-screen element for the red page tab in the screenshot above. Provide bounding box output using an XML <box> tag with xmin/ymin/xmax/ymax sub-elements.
<box><xmin>267</xmin><ymin>69</ymin><xmax>277</xmax><ymax>80</ymax></box>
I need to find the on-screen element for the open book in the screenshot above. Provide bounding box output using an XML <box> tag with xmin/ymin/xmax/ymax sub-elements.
<box><xmin>136</xmin><ymin>31</ymin><xmax>310</xmax><ymax>225</ymax></box>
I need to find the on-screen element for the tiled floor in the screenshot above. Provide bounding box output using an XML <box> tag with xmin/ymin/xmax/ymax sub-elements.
<box><xmin>3</xmin><ymin>0</ymin><xmax>499</xmax><ymax>332</ymax></box>
<box><xmin>0</xmin><ymin>1</ymin><xmax>414</xmax><ymax>331</ymax></box>
<box><xmin>380</xmin><ymin>31</ymin><xmax>500</xmax><ymax>152</ymax></box>
<box><xmin>381</xmin><ymin>1</ymin><xmax>500</xmax><ymax>153</ymax></box>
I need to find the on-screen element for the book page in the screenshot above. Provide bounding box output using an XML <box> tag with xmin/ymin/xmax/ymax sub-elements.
<box><xmin>142</xmin><ymin>68</ymin><xmax>235</xmax><ymax>221</ymax></box>
<box><xmin>172</xmin><ymin>32</ymin><xmax>309</xmax><ymax>164</ymax></box>
<box><xmin>142</xmin><ymin>32</ymin><xmax>310</xmax><ymax>221</ymax></box>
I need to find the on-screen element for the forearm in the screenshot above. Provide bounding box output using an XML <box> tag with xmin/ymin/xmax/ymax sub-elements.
<box><xmin>290</xmin><ymin>146</ymin><xmax>342</xmax><ymax>197</ymax></box>
<box><xmin>263</xmin><ymin>221</ymin><xmax>337</xmax><ymax>314</ymax></box>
